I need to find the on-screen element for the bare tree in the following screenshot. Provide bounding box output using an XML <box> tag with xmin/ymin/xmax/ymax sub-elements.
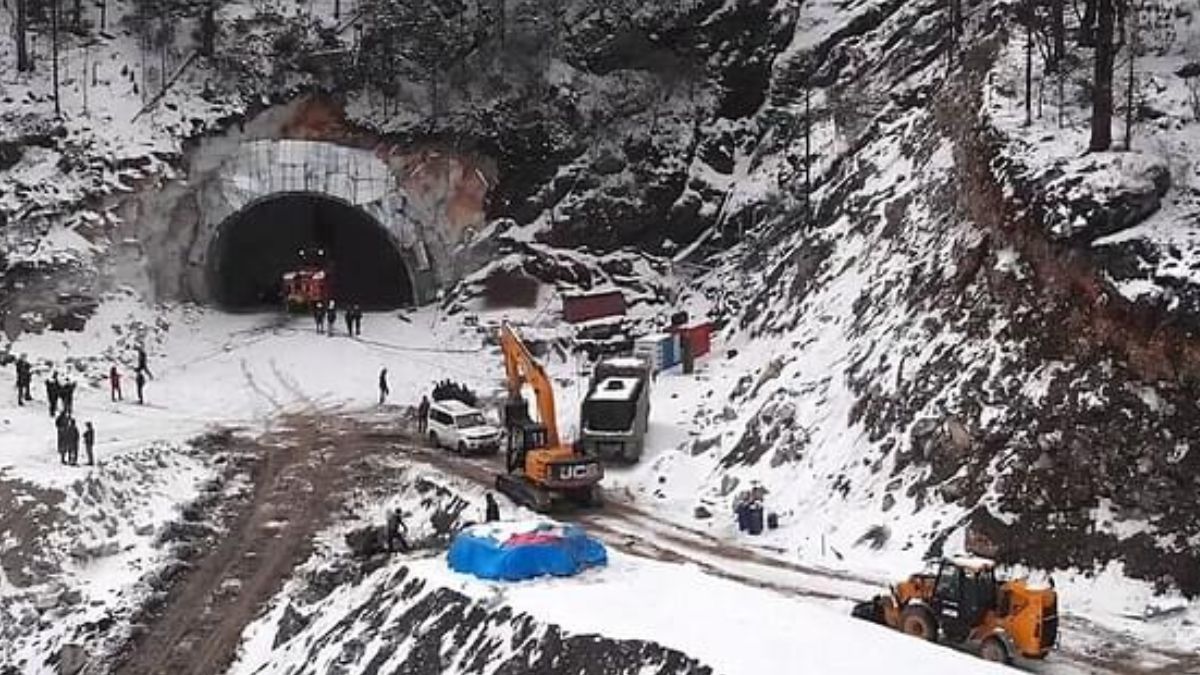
<box><xmin>1089</xmin><ymin>0</ymin><xmax>1116</xmax><ymax>151</ymax></box>
<box><xmin>52</xmin><ymin>0</ymin><xmax>62</xmax><ymax>117</ymax></box>
<box><xmin>1024</xmin><ymin>0</ymin><xmax>1034</xmax><ymax>126</ymax></box>
<box><xmin>15</xmin><ymin>0</ymin><xmax>31</xmax><ymax>71</ymax></box>
<box><xmin>201</xmin><ymin>0</ymin><xmax>216</xmax><ymax>57</ymax></box>
<box><xmin>1124</xmin><ymin>0</ymin><xmax>1138</xmax><ymax>149</ymax></box>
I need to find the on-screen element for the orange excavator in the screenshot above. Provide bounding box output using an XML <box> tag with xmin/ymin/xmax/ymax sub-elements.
<box><xmin>496</xmin><ymin>323</ymin><xmax>604</xmax><ymax>512</ymax></box>
<box><xmin>852</xmin><ymin>556</ymin><xmax>1058</xmax><ymax>664</ymax></box>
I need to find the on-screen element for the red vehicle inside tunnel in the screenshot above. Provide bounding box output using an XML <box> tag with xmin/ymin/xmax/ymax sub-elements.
<box><xmin>282</xmin><ymin>248</ymin><xmax>332</xmax><ymax>312</ymax></box>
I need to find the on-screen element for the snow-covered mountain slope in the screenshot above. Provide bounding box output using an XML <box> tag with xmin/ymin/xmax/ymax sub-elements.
<box><xmin>4</xmin><ymin>0</ymin><xmax>1200</xmax><ymax>672</ymax></box>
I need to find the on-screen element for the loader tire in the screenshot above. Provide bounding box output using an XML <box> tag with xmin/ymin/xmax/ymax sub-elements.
<box><xmin>980</xmin><ymin>637</ymin><xmax>1010</xmax><ymax>664</ymax></box>
<box><xmin>900</xmin><ymin>605</ymin><xmax>937</xmax><ymax>641</ymax></box>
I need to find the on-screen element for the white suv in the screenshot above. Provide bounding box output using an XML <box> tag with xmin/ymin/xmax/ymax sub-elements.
<box><xmin>426</xmin><ymin>399</ymin><xmax>502</xmax><ymax>455</ymax></box>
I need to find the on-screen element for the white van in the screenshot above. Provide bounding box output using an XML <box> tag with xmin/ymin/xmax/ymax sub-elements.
<box><xmin>426</xmin><ymin>399</ymin><xmax>502</xmax><ymax>455</ymax></box>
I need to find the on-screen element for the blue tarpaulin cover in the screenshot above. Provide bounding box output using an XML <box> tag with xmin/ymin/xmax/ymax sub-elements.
<box><xmin>448</xmin><ymin>520</ymin><xmax>608</xmax><ymax>581</ymax></box>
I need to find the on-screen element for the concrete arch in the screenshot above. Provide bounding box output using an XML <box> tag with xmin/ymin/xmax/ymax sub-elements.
<box><xmin>185</xmin><ymin>139</ymin><xmax>448</xmax><ymax>305</ymax></box>
<box><xmin>205</xmin><ymin>191</ymin><xmax>421</xmax><ymax>309</ymax></box>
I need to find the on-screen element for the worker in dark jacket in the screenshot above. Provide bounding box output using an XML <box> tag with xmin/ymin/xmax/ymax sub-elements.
<box><xmin>485</xmin><ymin>493</ymin><xmax>500</xmax><ymax>523</ymax></box>
<box><xmin>83</xmin><ymin>422</ymin><xmax>96</xmax><ymax>466</ymax></box>
<box><xmin>378</xmin><ymin>368</ymin><xmax>389</xmax><ymax>405</ymax></box>
<box><xmin>15</xmin><ymin>356</ymin><xmax>32</xmax><ymax>405</ymax></box>
<box><xmin>416</xmin><ymin>395</ymin><xmax>430</xmax><ymax>433</ymax></box>
<box><xmin>65</xmin><ymin>419</ymin><xmax>80</xmax><ymax>465</ymax></box>
<box><xmin>352</xmin><ymin>305</ymin><xmax>364</xmax><ymax>336</ymax></box>
<box><xmin>55</xmin><ymin>412</ymin><xmax>69</xmax><ymax>463</ymax></box>
<box><xmin>344</xmin><ymin>306</ymin><xmax>354</xmax><ymax>336</ymax></box>
<box><xmin>386</xmin><ymin>508</ymin><xmax>409</xmax><ymax>553</ymax></box>
<box><xmin>135</xmin><ymin>370</ymin><xmax>146</xmax><ymax>405</ymax></box>
<box><xmin>136</xmin><ymin>346</ymin><xmax>152</xmax><ymax>379</ymax></box>
<box><xmin>313</xmin><ymin>301</ymin><xmax>325</xmax><ymax>334</ymax></box>
<box><xmin>326</xmin><ymin>301</ymin><xmax>337</xmax><ymax>337</ymax></box>
<box><xmin>109</xmin><ymin>366</ymin><xmax>123</xmax><ymax>401</ymax></box>
<box><xmin>46</xmin><ymin>374</ymin><xmax>59</xmax><ymax>416</ymax></box>
<box><xmin>60</xmin><ymin>378</ymin><xmax>76</xmax><ymax>415</ymax></box>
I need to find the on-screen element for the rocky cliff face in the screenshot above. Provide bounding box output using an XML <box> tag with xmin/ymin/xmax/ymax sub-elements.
<box><xmin>674</xmin><ymin>1</ymin><xmax>1200</xmax><ymax>595</ymax></box>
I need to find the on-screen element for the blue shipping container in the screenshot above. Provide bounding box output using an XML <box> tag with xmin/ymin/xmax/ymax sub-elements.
<box><xmin>661</xmin><ymin>333</ymin><xmax>681</xmax><ymax>368</ymax></box>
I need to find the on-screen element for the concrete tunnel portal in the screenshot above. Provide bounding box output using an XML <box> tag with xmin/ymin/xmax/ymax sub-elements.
<box><xmin>208</xmin><ymin>193</ymin><xmax>415</xmax><ymax>310</ymax></box>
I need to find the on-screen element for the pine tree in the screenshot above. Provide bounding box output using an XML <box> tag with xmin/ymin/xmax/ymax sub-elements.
<box><xmin>1089</xmin><ymin>0</ymin><xmax>1116</xmax><ymax>151</ymax></box>
<box><xmin>15</xmin><ymin>0</ymin><xmax>31</xmax><ymax>72</ymax></box>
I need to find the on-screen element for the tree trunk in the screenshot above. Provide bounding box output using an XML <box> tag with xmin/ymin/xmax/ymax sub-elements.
<box><xmin>804</xmin><ymin>68</ymin><xmax>812</xmax><ymax>221</ymax></box>
<box><xmin>1089</xmin><ymin>0</ymin><xmax>1115</xmax><ymax>151</ymax></box>
<box><xmin>1124</xmin><ymin>0</ymin><xmax>1137</xmax><ymax>150</ymax></box>
<box><xmin>1080</xmin><ymin>0</ymin><xmax>1097</xmax><ymax>46</ymax></box>
<box><xmin>52</xmin><ymin>0</ymin><xmax>61</xmax><ymax>117</ymax></box>
<box><xmin>1025</xmin><ymin>1</ymin><xmax>1033</xmax><ymax>127</ymax></box>
<box><xmin>497</xmin><ymin>0</ymin><xmax>505</xmax><ymax>47</ymax></box>
<box><xmin>1050</xmin><ymin>0</ymin><xmax>1065</xmax><ymax>66</ymax></box>
<box><xmin>15</xmin><ymin>0</ymin><xmax>30</xmax><ymax>71</ymax></box>
<box><xmin>201</xmin><ymin>0</ymin><xmax>216</xmax><ymax>57</ymax></box>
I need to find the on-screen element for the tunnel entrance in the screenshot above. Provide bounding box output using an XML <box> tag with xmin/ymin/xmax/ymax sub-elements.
<box><xmin>210</xmin><ymin>193</ymin><xmax>414</xmax><ymax>310</ymax></box>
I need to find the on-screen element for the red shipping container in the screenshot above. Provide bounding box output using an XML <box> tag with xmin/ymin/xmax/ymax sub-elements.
<box><xmin>673</xmin><ymin>322</ymin><xmax>713</xmax><ymax>358</ymax></box>
<box><xmin>562</xmin><ymin>290</ymin><xmax>626</xmax><ymax>323</ymax></box>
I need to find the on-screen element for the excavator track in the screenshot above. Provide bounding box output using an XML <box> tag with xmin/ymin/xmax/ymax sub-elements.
<box><xmin>495</xmin><ymin>473</ymin><xmax>553</xmax><ymax>512</ymax></box>
<box><xmin>494</xmin><ymin>473</ymin><xmax>603</xmax><ymax>513</ymax></box>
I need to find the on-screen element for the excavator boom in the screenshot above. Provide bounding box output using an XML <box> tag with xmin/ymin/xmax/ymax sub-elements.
<box><xmin>499</xmin><ymin>324</ymin><xmax>560</xmax><ymax>446</ymax></box>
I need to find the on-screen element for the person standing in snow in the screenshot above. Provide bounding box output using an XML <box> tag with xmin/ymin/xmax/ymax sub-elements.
<box><xmin>136</xmin><ymin>346</ymin><xmax>153</xmax><ymax>379</ymax></box>
<box><xmin>352</xmin><ymin>305</ymin><xmax>364</xmax><ymax>336</ymax></box>
<box><xmin>386</xmin><ymin>508</ymin><xmax>409</xmax><ymax>553</ymax></box>
<box><xmin>15</xmin><ymin>355</ymin><xmax>33</xmax><ymax>405</ymax></box>
<box><xmin>485</xmin><ymin>493</ymin><xmax>500</xmax><ymax>523</ymax></box>
<box><xmin>83</xmin><ymin>422</ymin><xmax>95</xmax><ymax>466</ymax></box>
<box><xmin>378</xmin><ymin>368</ymin><xmax>389</xmax><ymax>405</ymax></box>
<box><xmin>66</xmin><ymin>419</ymin><xmax>80</xmax><ymax>466</ymax></box>
<box><xmin>109</xmin><ymin>366</ymin><xmax>123</xmax><ymax>401</ymax></box>
<box><xmin>60</xmin><ymin>378</ymin><xmax>75</xmax><ymax>416</ymax></box>
<box><xmin>55</xmin><ymin>412</ymin><xmax>69</xmax><ymax>464</ymax></box>
<box><xmin>326</xmin><ymin>301</ymin><xmax>337</xmax><ymax>337</ymax></box>
<box><xmin>344</xmin><ymin>306</ymin><xmax>354</xmax><ymax>336</ymax></box>
<box><xmin>135</xmin><ymin>370</ymin><xmax>146</xmax><ymax>405</ymax></box>
<box><xmin>416</xmin><ymin>395</ymin><xmax>430</xmax><ymax>434</ymax></box>
<box><xmin>313</xmin><ymin>301</ymin><xmax>325</xmax><ymax>334</ymax></box>
<box><xmin>46</xmin><ymin>373</ymin><xmax>60</xmax><ymax>417</ymax></box>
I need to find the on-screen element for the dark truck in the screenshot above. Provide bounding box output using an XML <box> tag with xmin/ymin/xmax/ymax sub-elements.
<box><xmin>579</xmin><ymin>356</ymin><xmax>652</xmax><ymax>463</ymax></box>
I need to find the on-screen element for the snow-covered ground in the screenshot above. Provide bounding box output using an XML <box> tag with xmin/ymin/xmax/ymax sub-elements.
<box><xmin>1</xmin><ymin>295</ymin><xmax>1197</xmax><ymax>673</ymax></box>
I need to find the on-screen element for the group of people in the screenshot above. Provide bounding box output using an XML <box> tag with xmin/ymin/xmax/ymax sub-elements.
<box><xmin>55</xmin><ymin>413</ymin><xmax>94</xmax><ymax>466</ymax></box>
<box><xmin>45</xmin><ymin>372</ymin><xmax>78</xmax><ymax>417</ymax></box>
<box><xmin>109</xmin><ymin>346</ymin><xmax>151</xmax><ymax>404</ymax></box>
<box><xmin>383</xmin><ymin>493</ymin><xmax>501</xmax><ymax>555</ymax></box>
<box><xmin>9</xmin><ymin>345</ymin><xmax>156</xmax><ymax>469</ymax></box>
<box><xmin>312</xmin><ymin>301</ymin><xmax>365</xmax><ymax>337</ymax></box>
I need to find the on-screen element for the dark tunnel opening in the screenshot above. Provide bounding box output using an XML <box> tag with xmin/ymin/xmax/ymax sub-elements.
<box><xmin>210</xmin><ymin>193</ymin><xmax>414</xmax><ymax>310</ymax></box>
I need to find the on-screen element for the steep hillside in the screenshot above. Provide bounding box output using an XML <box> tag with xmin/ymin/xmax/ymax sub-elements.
<box><xmin>4</xmin><ymin>0</ymin><xmax>1200</xmax><ymax>672</ymax></box>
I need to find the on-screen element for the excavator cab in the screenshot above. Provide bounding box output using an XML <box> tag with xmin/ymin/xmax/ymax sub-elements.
<box><xmin>503</xmin><ymin>396</ymin><xmax>547</xmax><ymax>473</ymax></box>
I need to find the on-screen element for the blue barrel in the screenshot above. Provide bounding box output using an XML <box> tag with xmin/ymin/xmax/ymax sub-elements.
<box><xmin>746</xmin><ymin>504</ymin><xmax>764</xmax><ymax>535</ymax></box>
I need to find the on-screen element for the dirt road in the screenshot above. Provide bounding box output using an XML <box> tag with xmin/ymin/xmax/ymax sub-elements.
<box><xmin>108</xmin><ymin>412</ymin><xmax>397</xmax><ymax>675</ymax></box>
